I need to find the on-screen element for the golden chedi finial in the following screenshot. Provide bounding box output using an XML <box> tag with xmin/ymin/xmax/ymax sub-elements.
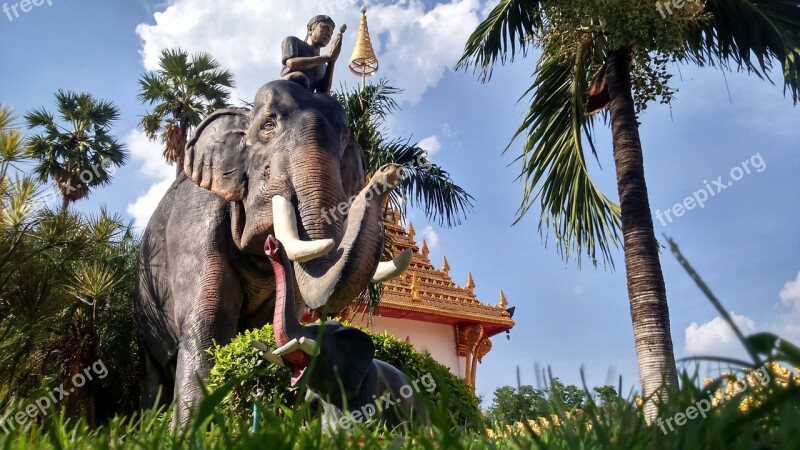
<box><xmin>349</xmin><ymin>5</ymin><xmax>379</xmax><ymax>89</ymax></box>
<box><xmin>498</xmin><ymin>290</ymin><xmax>508</xmax><ymax>309</ymax></box>
<box><xmin>465</xmin><ymin>272</ymin><xmax>475</xmax><ymax>293</ymax></box>
<box><xmin>408</xmin><ymin>222</ymin><xmax>415</xmax><ymax>241</ymax></box>
<box><xmin>441</xmin><ymin>256</ymin><xmax>450</xmax><ymax>275</ymax></box>
<box><xmin>421</xmin><ymin>240</ymin><xmax>430</xmax><ymax>258</ymax></box>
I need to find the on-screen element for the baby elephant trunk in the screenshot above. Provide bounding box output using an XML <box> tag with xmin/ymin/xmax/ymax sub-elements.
<box><xmin>264</xmin><ymin>235</ymin><xmax>308</xmax><ymax>373</ymax></box>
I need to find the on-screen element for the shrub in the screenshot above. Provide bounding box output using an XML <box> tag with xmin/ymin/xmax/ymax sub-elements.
<box><xmin>206</xmin><ymin>323</ymin><xmax>482</xmax><ymax>428</ymax></box>
<box><xmin>206</xmin><ymin>325</ymin><xmax>294</xmax><ymax>419</ymax></box>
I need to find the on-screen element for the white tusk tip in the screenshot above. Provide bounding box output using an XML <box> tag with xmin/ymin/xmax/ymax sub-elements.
<box><xmin>371</xmin><ymin>248</ymin><xmax>413</xmax><ymax>283</ymax></box>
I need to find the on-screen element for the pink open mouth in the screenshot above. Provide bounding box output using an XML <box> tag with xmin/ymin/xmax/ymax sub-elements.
<box><xmin>264</xmin><ymin>235</ymin><xmax>280</xmax><ymax>259</ymax></box>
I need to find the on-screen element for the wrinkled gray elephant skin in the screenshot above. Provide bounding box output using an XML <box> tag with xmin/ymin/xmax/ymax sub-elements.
<box><xmin>135</xmin><ymin>80</ymin><xmax>401</xmax><ymax>424</ymax></box>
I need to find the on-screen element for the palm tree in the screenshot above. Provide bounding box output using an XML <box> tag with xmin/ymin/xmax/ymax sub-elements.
<box><xmin>1</xmin><ymin>107</ymin><xmax>139</xmax><ymax>424</ymax></box>
<box><xmin>25</xmin><ymin>90</ymin><xmax>128</xmax><ymax>211</ymax></box>
<box><xmin>457</xmin><ymin>0</ymin><xmax>799</xmax><ymax>418</ymax></box>
<box><xmin>138</xmin><ymin>48</ymin><xmax>234</xmax><ymax>174</ymax></box>
<box><xmin>334</xmin><ymin>80</ymin><xmax>474</xmax><ymax>227</ymax></box>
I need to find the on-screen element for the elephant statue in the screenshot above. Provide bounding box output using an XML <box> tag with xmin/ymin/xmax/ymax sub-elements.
<box><xmin>250</xmin><ymin>235</ymin><xmax>428</xmax><ymax>432</ymax></box>
<box><xmin>135</xmin><ymin>80</ymin><xmax>412</xmax><ymax>423</ymax></box>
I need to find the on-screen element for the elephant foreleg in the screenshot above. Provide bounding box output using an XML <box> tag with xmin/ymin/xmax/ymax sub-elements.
<box><xmin>172</xmin><ymin>255</ymin><xmax>244</xmax><ymax>425</ymax></box>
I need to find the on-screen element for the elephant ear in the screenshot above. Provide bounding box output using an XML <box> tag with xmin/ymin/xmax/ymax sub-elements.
<box><xmin>184</xmin><ymin>109</ymin><xmax>250</xmax><ymax>201</ymax></box>
<box><xmin>330</xmin><ymin>326</ymin><xmax>375</xmax><ymax>394</ymax></box>
<box><xmin>340</xmin><ymin>140</ymin><xmax>366</xmax><ymax>199</ymax></box>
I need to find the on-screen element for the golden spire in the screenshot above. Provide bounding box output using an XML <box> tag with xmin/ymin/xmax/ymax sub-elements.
<box><xmin>348</xmin><ymin>5</ymin><xmax>379</xmax><ymax>90</ymax></box>
<box><xmin>498</xmin><ymin>290</ymin><xmax>508</xmax><ymax>309</ymax></box>
<box><xmin>421</xmin><ymin>240</ymin><xmax>430</xmax><ymax>258</ymax></box>
<box><xmin>465</xmin><ymin>272</ymin><xmax>475</xmax><ymax>293</ymax></box>
<box><xmin>408</xmin><ymin>222</ymin><xmax>416</xmax><ymax>241</ymax></box>
<box><xmin>441</xmin><ymin>256</ymin><xmax>450</xmax><ymax>275</ymax></box>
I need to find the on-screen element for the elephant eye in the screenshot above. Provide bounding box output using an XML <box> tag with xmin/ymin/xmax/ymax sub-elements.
<box><xmin>260</xmin><ymin>118</ymin><xmax>277</xmax><ymax>141</ymax></box>
<box><xmin>262</xmin><ymin>118</ymin><xmax>276</xmax><ymax>132</ymax></box>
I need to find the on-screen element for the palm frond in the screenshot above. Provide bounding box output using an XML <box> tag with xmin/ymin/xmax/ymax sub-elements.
<box><xmin>389</xmin><ymin>141</ymin><xmax>474</xmax><ymax>227</ymax></box>
<box><xmin>686</xmin><ymin>0</ymin><xmax>800</xmax><ymax>102</ymax></box>
<box><xmin>334</xmin><ymin>81</ymin><xmax>474</xmax><ymax>228</ymax></box>
<box><xmin>512</xmin><ymin>45</ymin><xmax>620</xmax><ymax>267</ymax></box>
<box><xmin>456</xmin><ymin>0</ymin><xmax>545</xmax><ymax>81</ymax></box>
<box><xmin>23</xmin><ymin>92</ymin><xmax>127</xmax><ymax>205</ymax></box>
<box><xmin>0</xmin><ymin>106</ymin><xmax>25</xmax><ymax>166</ymax></box>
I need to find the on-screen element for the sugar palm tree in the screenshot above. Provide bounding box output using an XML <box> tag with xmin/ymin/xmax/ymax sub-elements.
<box><xmin>25</xmin><ymin>90</ymin><xmax>128</xmax><ymax>211</ymax></box>
<box><xmin>458</xmin><ymin>0</ymin><xmax>800</xmax><ymax>418</ymax></box>
<box><xmin>138</xmin><ymin>48</ymin><xmax>234</xmax><ymax>174</ymax></box>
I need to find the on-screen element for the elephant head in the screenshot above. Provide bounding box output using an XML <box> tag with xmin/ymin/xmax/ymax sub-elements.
<box><xmin>185</xmin><ymin>80</ymin><xmax>409</xmax><ymax>312</ymax></box>
<box><xmin>261</xmin><ymin>235</ymin><xmax>375</xmax><ymax>402</ymax></box>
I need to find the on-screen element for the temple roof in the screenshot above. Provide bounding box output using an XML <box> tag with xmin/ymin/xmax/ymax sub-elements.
<box><xmin>370</xmin><ymin>209</ymin><xmax>515</xmax><ymax>338</ymax></box>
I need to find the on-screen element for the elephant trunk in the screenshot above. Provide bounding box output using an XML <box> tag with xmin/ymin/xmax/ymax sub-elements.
<box><xmin>264</xmin><ymin>235</ymin><xmax>303</xmax><ymax>348</ymax></box>
<box><xmin>264</xmin><ymin>235</ymin><xmax>309</xmax><ymax>384</ymax></box>
<box><xmin>292</xmin><ymin>165</ymin><xmax>401</xmax><ymax>312</ymax></box>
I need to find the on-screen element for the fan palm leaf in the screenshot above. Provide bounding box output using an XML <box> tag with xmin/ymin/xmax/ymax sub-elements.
<box><xmin>138</xmin><ymin>48</ymin><xmax>234</xmax><ymax>168</ymax></box>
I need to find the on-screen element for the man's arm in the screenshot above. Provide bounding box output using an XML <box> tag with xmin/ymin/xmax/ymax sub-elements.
<box><xmin>285</xmin><ymin>55</ymin><xmax>331</xmax><ymax>72</ymax></box>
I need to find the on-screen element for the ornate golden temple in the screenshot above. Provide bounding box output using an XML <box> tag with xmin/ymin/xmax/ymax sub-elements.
<box><xmin>352</xmin><ymin>209</ymin><xmax>515</xmax><ymax>390</ymax></box>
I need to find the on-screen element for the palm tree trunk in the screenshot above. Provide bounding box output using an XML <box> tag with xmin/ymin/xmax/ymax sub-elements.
<box><xmin>61</xmin><ymin>195</ymin><xmax>69</xmax><ymax>213</ymax></box>
<box><xmin>175</xmin><ymin>116</ymin><xmax>189</xmax><ymax>178</ymax></box>
<box><xmin>605</xmin><ymin>47</ymin><xmax>679</xmax><ymax>420</ymax></box>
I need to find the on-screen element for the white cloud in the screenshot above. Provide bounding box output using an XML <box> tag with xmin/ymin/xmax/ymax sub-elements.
<box><xmin>422</xmin><ymin>225</ymin><xmax>439</xmax><ymax>249</ymax></box>
<box><xmin>441</xmin><ymin>123</ymin><xmax>455</xmax><ymax>138</ymax></box>
<box><xmin>135</xmin><ymin>0</ymin><xmax>484</xmax><ymax>105</ymax></box>
<box><xmin>124</xmin><ymin>130</ymin><xmax>174</xmax><ymax>229</ymax></box>
<box><xmin>779</xmin><ymin>272</ymin><xmax>800</xmax><ymax>313</ymax></box>
<box><xmin>774</xmin><ymin>272</ymin><xmax>800</xmax><ymax>344</ymax></box>
<box><xmin>684</xmin><ymin>313</ymin><xmax>756</xmax><ymax>358</ymax></box>
<box><xmin>127</xmin><ymin>178</ymin><xmax>173</xmax><ymax>229</ymax></box>
<box><xmin>418</xmin><ymin>135</ymin><xmax>441</xmax><ymax>157</ymax></box>
<box><xmin>124</xmin><ymin>129</ymin><xmax>174</xmax><ymax>180</ymax></box>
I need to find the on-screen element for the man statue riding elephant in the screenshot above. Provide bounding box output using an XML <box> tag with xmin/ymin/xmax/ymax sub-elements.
<box><xmin>281</xmin><ymin>14</ymin><xmax>345</xmax><ymax>94</ymax></box>
<box><xmin>135</xmin><ymin>20</ymin><xmax>411</xmax><ymax>422</ymax></box>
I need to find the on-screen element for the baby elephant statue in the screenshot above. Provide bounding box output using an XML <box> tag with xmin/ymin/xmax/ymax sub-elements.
<box><xmin>250</xmin><ymin>235</ymin><xmax>429</xmax><ymax>433</ymax></box>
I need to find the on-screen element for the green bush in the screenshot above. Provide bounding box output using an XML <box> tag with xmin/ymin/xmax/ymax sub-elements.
<box><xmin>206</xmin><ymin>323</ymin><xmax>482</xmax><ymax>428</ymax></box>
<box><xmin>206</xmin><ymin>325</ymin><xmax>294</xmax><ymax>419</ymax></box>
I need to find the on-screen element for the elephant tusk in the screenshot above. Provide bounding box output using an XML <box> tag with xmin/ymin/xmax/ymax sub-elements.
<box><xmin>297</xmin><ymin>336</ymin><xmax>318</xmax><ymax>356</ymax></box>
<box><xmin>273</xmin><ymin>338</ymin><xmax>301</xmax><ymax>356</ymax></box>
<box><xmin>249</xmin><ymin>339</ymin><xmax>285</xmax><ymax>367</ymax></box>
<box><xmin>272</xmin><ymin>195</ymin><xmax>335</xmax><ymax>262</ymax></box>
<box><xmin>371</xmin><ymin>248</ymin><xmax>413</xmax><ymax>283</ymax></box>
<box><xmin>271</xmin><ymin>336</ymin><xmax>318</xmax><ymax>358</ymax></box>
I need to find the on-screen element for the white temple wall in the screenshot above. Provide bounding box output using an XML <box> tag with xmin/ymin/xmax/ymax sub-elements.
<box><xmin>352</xmin><ymin>315</ymin><xmax>463</xmax><ymax>378</ymax></box>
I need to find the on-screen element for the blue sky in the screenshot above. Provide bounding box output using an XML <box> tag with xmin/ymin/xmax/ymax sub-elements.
<box><xmin>1</xmin><ymin>0</ymin><xmax>798</xmax><ymax>404</ymax></box>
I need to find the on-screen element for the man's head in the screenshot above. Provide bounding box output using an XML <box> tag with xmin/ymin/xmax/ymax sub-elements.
<box><xmin>306</xmin><ymin>15</ymin><xmax>336</xmax><ymax>48</ymax></box>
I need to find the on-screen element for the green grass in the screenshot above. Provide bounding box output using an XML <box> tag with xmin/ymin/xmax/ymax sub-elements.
<box><xmin>0</xmin><ymin>362</ymin><xmax>797</xmax><ymax>449</ymax></box>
